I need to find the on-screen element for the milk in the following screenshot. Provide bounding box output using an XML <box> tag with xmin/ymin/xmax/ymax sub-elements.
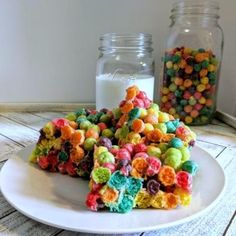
<box><xmin>96</xmin><ymin>74</ymin><xmax>154</xmax><ymax>110</ymax></box>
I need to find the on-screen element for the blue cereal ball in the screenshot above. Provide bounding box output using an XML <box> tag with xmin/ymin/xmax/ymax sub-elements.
<box><xmin>166</xmin><ymin>121</ymin><xmax>176</xmax><ymax>133</ymax></box>
<box><xmin>181</xmin><ymin>160</ymin><xmax>199</xmax><ymax>176</ymax></box>
<box><xmin>169</xmin><ymin>137</ymin><xmax>183</xmax><ymax>149</ymax></box>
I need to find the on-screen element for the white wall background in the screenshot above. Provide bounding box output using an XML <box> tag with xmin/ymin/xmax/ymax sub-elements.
<box><xmin>0</xmin><ymin>0</ymin><xmax>235</xmax><ymax>115</ymax></box>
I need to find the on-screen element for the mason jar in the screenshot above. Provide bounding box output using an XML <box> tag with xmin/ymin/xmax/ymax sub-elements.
<box><xmin>160</xmin><ymin>0</ymin><xmax>224</xmax><ymax>125</ymax></box>
<box><xmin>96</xmin><ymin>33</ymin><xmax>155</xmax><ymax>111</ymax></box>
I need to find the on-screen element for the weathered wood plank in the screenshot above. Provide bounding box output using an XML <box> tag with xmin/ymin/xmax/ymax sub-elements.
<box><xmin>56</xmin><ymin>231</ymin><xmax>140</xmax><ymax>236</ymax></box>
<box><xmin>0</xmin><ymin>112</ymin><xmax>49</xmax><ymax>131</ymax></box>
<box><xmin>193</xmin><ymin>124</ymin><xmax>236</xmax><ymax>146</ymax></box>
<box><xmin>32</xmin><ymin>112</ymin><xmax>66</xmax><ymax>121</ymax></box>
<box><xmin>0</xmin><ymin>135</ymin><xmax>23</xmax><ymax>162</ymax></box>
<box><xmin>225</xmin><ymin>213</ymin><xmax>236</xmax><ymax>236</ymax></box>
<box><xmin>0</xmin><ymin>117</ymin><xmax>39</xmax><ymax>146</ymax></box>
<box><xmin>143</xmin><ymin>147</ymin><xmax>236</xmax><ymax>236</ymax></box>
<box><xmin>0</xmin><ymin>211</ymin><xmax>60</xmax><ymax>236</ymax></box>
<box><xmin>196</xmin><ymin>140</ymin><xmax>226</xmax><ymax>158</ymax></box>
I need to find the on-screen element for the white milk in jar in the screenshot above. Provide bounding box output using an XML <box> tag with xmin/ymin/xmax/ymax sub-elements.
<box><xmin>96</xmin><ymin>74</ymin><xmax>154</xmax><ymax>110</ymax></box>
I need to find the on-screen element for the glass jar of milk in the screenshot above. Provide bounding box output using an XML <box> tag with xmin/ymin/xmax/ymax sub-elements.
<box><xmin>96</xmin><ymin>33</ymin><xmax>155</xmax><ymax>110</ymax></box>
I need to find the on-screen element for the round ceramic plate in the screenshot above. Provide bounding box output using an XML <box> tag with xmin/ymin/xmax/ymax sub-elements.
<box><xmin>0</xmin><ymin>145</ymin><xmax>225</xmax><ymax>234</ymax></box>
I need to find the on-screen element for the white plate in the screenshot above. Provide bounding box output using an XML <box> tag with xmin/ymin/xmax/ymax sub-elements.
<box><xmin>0</xmin><ymin>145</ymin><xmax>225</xmax><ymax>234</ymax></box>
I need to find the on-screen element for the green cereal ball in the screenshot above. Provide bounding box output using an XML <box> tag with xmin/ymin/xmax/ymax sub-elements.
<box><xmin>92</xmin><ymin>167</ymin><xmax>111</xmax><ymax>184</ymax></box>
<box><xmin>80</xmin><ymin>120</ymin><xmax>92</xmax><ymax>130</ymax></box>
<box><xmin>58</xmin><ymin>151</ymin><xmax>68</xmax><ymax>162</ymax></box>
<box><xmin>191</xmin><ymin>50</ymin><xmax>198</xmax><ymax>56</ymax></box>
<box><xmin>112</xmin><ymin>108</ymin><xmax>122</xmax><ymax>120</ymax></box>
<box><xmin>100</xmin><ymin>114</ymin><xmax>112</xmax><ymax>124</ymax></box>
<box><xmin>129</xmin><ymin>107</ymin><xmax>141</xmax><ymax>120</ymax></box>
<box><xmin>65</xmin><ymin>112</ymin><xmax>77</xmax><ymax>121</ymax></box>
<box><xmin>87</xmin><ymin>114</ymin><xmax>99</xmax><ymax>124</ymax></box>
<box><xmin>84</xmin><ymin>138</ymin><xmax>97</xmax><ymax>151</ymax></box>
<box><xmin>154</xmin><ymin>123</ymin><xmax>167</xmax><ymax>133</ymax></box>
<box><xmin>147</xmin><ymin>146</ymin><xmax>162</xmax><ymax>158</ymax></box>
<box><xmin>193</xmin><ymin>80</ymin><xmax>200</xmax><ymax>86</ymax></box>
<box><xmin>198</xmin><ymin>48</ymin><xmax>205</xmax><ymax>53</ymax></box>
<box><xmin>158</xmin><ymin>143</ymin><xmax>169</xmax><ymax>154</ymax></box>
<box><xmin>189</xmin><ymin>98</ymin><xmax>197</xmax><ymax>106</ymax></box>
<box><xmin>200</xmin><ymin>115</ymin><xmax>210</xmax><ymax>123</ymax></box>
<box><xmin>165</xmin><ymin>147</ymin><xmax>182</xmax><ymax>160</ymax></box>
<box><xmin>180</xmin><ymin>99</ymin><xmax>188</xmax><ymax>106</ymax></box>
<box><xmin>179</xmin><ymin>146</ymin><xmax>190</xmax><ymax>163</ymax></box>
<box><xmin>98</xmin><ymin>151</ymin><xmax>115</xmax><ymax>165</ymax></box>
<box><xmin>176</xmin><ymin>105</ymin><xmax>183</xmax><ymax>113</ymax></box>
<box><xmin>169</xmin><ymin>83</ymin><xmax>177</xmax><ymax>92</ymax></box>
<box><xmin>166</xmin><ymin>121</ymin><xmax>176</xmax><ymax>133</ymax></box>
<box><xmin>76</xmin><ymin>116</ymin><xmax>87</xmax><ymax>125</ymax></box>
<box><xmin>201</xmin><ymin>60</ymin><xmax>209</xmax><ymax>69</ymax></box>
<box><xmin>114</xmin><ymin>128</ymin><xmax>122</xmax><ymax>139</ymax></box>
<box><xmin>172</xmin><ymin>54</ymin><xmax>181</xmax><ymax>63</ymax></box>
<box><xmin>175</xmin><ymin>90</ymin><xmax>183</xmax><ymax>98</ymax></box>
<box><xmin>126</xmin><ymin>178</ymin><xmax>143</xmax><ymax>197</ymax></box>
<box><xmin>194</xmin><ymin>64</ymin><xmax>201</xmax><ymax>72</ymax></box>
<box><xmin>164</xmin><ymin>153</ymin><xmax>182</xmax><ymax>169</ymax></box>
<box><xmin>167</xmin><ymin>68</ymin><xmax>175</xmax><ymax>77</ymax></box>
<box><xmin>210</xmin><ymin>57</ymin><xmax>218</xmax><ymax>65</ymax></box>
<box><xmin>150</xmin><ymin>103</ymin><xmax>160</xmax><ymax>111</ymax></box>
<box><xmin>208</xmin><ymin>72</ymin><xmax>216</xmax><ymax>80</ymax></box>
<box><xmin>102</xmin><ymin>128</ymin><xmax>114</xmax><ymax>138</ymax></box>
<box><xmin>75</xmin><ymin>108</ymin><xmax>86</xmax><ymax>117</ymax></box>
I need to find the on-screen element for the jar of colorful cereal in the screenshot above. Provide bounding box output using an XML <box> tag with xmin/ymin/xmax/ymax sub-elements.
<box><xmin>160</xmin><ymin>0</ymin><xmax>224</xmax><ymax>125</ymax></box>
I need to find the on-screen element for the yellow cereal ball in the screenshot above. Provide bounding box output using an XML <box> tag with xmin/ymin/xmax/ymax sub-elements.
<box><xmin>142</xmin><ymin>123</ymin><xmax>154</xmax><ymax>135</ymax></box>
<box><xmin>174</xmin><ymin>187</ymin><xmax>192</xmax><ymax>206</ymax></box>
<box><xmin>161</xmin><ymin>96</ymin><xmax>168</xmax><ymax>103</ymax></box>
<box><xmin>169</xmin><ymin>108</ymin><xmax>176</xmax><ymax>115</ymax></box>
<box><xmin>158</xmin><ymin>112</ymin><xmax>170</xmax><ymax>123</ymax></box>
<box><xmin>196</xmin><ymin>84</ymin><xmax>206</xmax><ymax>92</ymax></box>
<box><xmin>185</xmin><ymin>116</ymin><xmax>193</xmax><ymax>124</ymax></box>
<box><xmin>161</xmin><ymin>87</ymin><xmax>169</xmax><ymax>95</ymax></box>
<box><xmin>200</xmin><ymin>77</ymin><xmax>209</xmax><ymax>85</ymax></box>
<box><xmin>166</xmin><ymin>61</ymin><xmax>173</xmax><ymax>69</ymax></box>
<box><xmin>199</xmin><ymin>97</ymin><xmax>206</xmax><ymax>104</ymax></box>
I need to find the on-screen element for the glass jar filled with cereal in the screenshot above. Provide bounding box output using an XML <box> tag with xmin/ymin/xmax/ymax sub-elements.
<box><xmin>160</xmin><ymin>0</ymin><xmax>224</xmax><ymax>125</ymax></box>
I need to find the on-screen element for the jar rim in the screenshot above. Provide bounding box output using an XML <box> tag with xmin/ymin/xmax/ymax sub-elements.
<box><xmin>171</xmin><ymin>0</ymin><xmax>220</xmax><ymax>18</ymax></box>
<box><xmin>100</xmin><ymin>33</ymin><xmax>152</xmax><ymax>41</ymax></box>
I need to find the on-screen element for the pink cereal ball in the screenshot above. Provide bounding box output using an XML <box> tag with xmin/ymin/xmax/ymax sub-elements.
<box><xmin>194</xmin><ymin>103</ymin><xmax>203</xmax><ymax>111</ymax></box>
<box><xmin>116</xmin><ymin>148</ymin><xmax>131</xmax><ymax>161</ymax></box>
<box><xmin>164</xmin><ymin>102</ymin><xmax>172</xmax><ymax>110</ymax></box>
<box><xmin>103</xmin><ymin>162</ymin><xmax>116</xmax><ymax>173</ymax></box>
<box><xmin>133</xmin><ymin>152</ymin><xmax>149</xmax><ymax>159</ymax></box>
<box><xmin>183</xmin><ymin>91</ymin><xmax>191</xmax><ymax>100</ymax></box>
<box><xmin>193</xmin><ymin>92</ymin><xmax>202</xmax><ymax>100</ymax></box>
<box><xmin>167</xmin><ymin>92</ymin><xmax>175</xmax><ymax>100</ymax></box>
<box><xmin>123</xmin><ymin>143</ymin><xmax>134</xmax><ymax>155</ymax></box>
<box><xmin>133</xmin><ymin>97</ymin><xmax>145</xmax><ymax>108</ymax></box>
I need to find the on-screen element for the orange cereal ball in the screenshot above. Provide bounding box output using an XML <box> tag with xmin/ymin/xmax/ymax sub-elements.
<box><xmin>70</xmin><ymin>130</ymin><xmax>85</xmax><ymax>146</ymax></box>
<box><xmin>146</xmin><ymin>129</ymin><xmax>163</xmax><ymax>142</ymax></box>
<box><xmin>179</xmin><ymin>59</ymin><xmax>187</xmax><ymax>69</ymax></box>
<box><xmin>184</xmin><ymin>105</ymin><xmax>193</xmax><ymax>113</ymax></box>
<box><xmin>126</xmin><ymin>86</ymin><xmax>138</xmax><ymax>100</ymax></box>
<box><xmin>169</xmin><ymin>108</ymin><xmax>176</xmax><ymax>115</ymax></box>
<box><xmin>144</xmin><ymin>114</ymin><xmax>158</xmax><ymax>125</ymax></box>
<box><xmin>183</xmin><ymin>79</ymin><xmax>193</xmax><ymax>88</ymax></box>
<box><xmin>206</xmin><ymin>99</ymin><xmax>213</xmax><ymax>107</ymax></box>
<box><xmin>132</xmin><ymin>119</ymin><xmax>145</xmax><ymax>133</ymax></box>
<box><xmin>195</xmin><ymin>52</ymin><xmax>209</xmax><ymax>62</ymax></box>
<box><xmin>61</xmin><ymin>125</ymin><xmax>74</xmax><ymax>140</ymax></box>
<box><xmin>185</xmin><ymin>65</ymin><xmax>193</xmax><ymax>74</ymax></box>
<box><xmin>120</xmin><ymin>101</ymin><xmax>134</xmax><ymax>113</ymax></box>
<box><xmin>163</xmin><ymin>193</ymin><xmax>180</xmax><ymax>209</ymax></box>
<box><xmin>197</xmin><ymin>84</ymin><xmax>206</xmax><ymax>92</ymax></box>
<box><xmin>70</xmin><ymin>146</ymin><xmax>85</xmax><ymax>163</ymax></box>
<box><xmin>174</xmin><ymin>77</ymin><xmax>183</xmax><ymax>86</ymax></box>
<box><xmin>190</xmin><ymin>110</ymin><xmax>199</xmax><ymax>118</ymax></box>
<box><xmin>158</xmin><ymin>166</ymin><xmax>176</xmax><ymax>186</ymax></box>
<box><xmin>199</xmin><ymin>69</ymin><xmax>208</xmax><ymax>77</ymax></box>
<box><xmin>85</xmin><ymin>128</ymin><xmax>99</xmax><ymax>140</ymax></box>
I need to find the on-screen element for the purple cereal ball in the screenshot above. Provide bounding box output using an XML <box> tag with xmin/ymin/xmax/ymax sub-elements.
<box><xmin>97</xmin><ymin>137</ymin><xmax>112</xmax><ymax>149</ymax></box>
<box><xmin>147</xmin><ymin>179</ymin><xmax>160</xmax><ymax>195</ymax></box>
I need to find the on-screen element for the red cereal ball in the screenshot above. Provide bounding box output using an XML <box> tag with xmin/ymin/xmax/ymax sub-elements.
<box><xmin>103</xmin><ymin>162</ymin><xmax>116</xmax><ymax>173</ymax></box>
<box><xmin>66</xmin><ymin>161</ymin><xmax>77</xmax><ymax>176</ymax></box>
<box><xmin>193</xmin><ymin>92</ymin><xmax>202</xmax><ymax>100</ymax></box>
<box><xmin>38</xmin><ymin>156</ymin><xmax>49</xmax><ymax>170</ymax></box>
<box><xmin>164</xmin><ymin>102</ymin><xmax>172</xmax><ymax>110</ymax></box>
<box><xmin>143</xmin><ymin>98</ymin><xmax>151</xmax><ymax>108</ymax></box>
<box><xmin>194</xmin><ymin>103</ymin><xmax>203</xmax><ymax>111</ymax></box>
<box><xmin>97</xmin><ymin>122</ymin><xmax>107</xmax><ymax>132</ymax></box>
<box><xmin>190</xmin><ymin>109</ymin><xmax>199</xmax><ymax>118</ymax></box>
<box><xmin>137</xmin><ymin>91</ymin><xmax>147</xmax><ymax>99</ymax></box>
<box><xmin>116</xmin><ymin>148</ymin><xmax>131</xmax><ymax>161</ymax></box>
<box><xmin>176</xmin><ymin>171</ymin><xmax>192</xmax><ymax>190</ymax></box>
<box><xmin>134</xmin><ymin>143</ymin><xmax>147</xmax><ymax>153</ymax></box>
<box><xmin>167</xmin><ymin>92</ymin><xmax>175</xmax><ymax>100</ymax></box>
<box><xmin>206</xmin><ymin>99</ymin><xmax>213</xmax><ymax>107</ymax></box>
<box><xmin>184</xmin><ymin>105</ymin><xmax>193</xmax><ymax>113</ymax></box>
<box><xmin>58</xmin><ymin>163</ymin><xmax>67</xmax><ymax>174</ymax></box>
<box><xmin>183</xmin><ymin>91</ymin><xmax>191</xmax><ymax>100</ymax></box>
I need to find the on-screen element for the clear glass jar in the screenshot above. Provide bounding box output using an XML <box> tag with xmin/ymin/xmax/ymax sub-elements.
<box><xmin>96</xmin><ymin>33</ymin><xmax>155</xmax><ymax>111</ymax></box>
<box><xmin>160</xmin><ymin>0</ymin><xmax>224</xmax><ymax>125</ymax></box>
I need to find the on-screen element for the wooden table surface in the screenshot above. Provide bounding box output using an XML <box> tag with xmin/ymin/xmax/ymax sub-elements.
<box><xmin>0</xmin><ymin>111</ymin><xmax>235</xmax><ymax>236</ymax></box>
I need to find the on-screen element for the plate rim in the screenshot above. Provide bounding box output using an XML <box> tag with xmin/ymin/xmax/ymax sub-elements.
<box><xmin>0</xmin><ymin>145</ymin><xmax>226</xmax><ymax>234</ymax></box>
